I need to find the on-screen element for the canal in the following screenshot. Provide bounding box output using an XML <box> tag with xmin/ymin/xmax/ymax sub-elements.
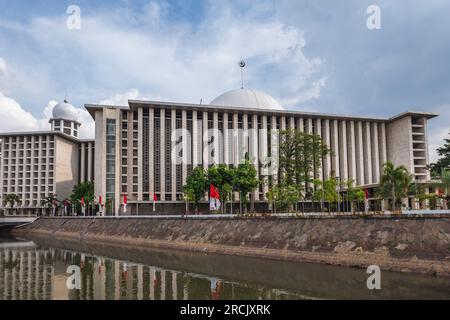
<box><xmin>0</xmin><ymin>234</ymin><xmax>449</xmax><ymax>300</ymax></box>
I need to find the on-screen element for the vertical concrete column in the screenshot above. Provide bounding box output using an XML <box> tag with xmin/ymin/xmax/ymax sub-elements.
<box><xmin>348</xmin><ymin>121</ymin><xmax>357</xmax><ymax>182</ymax></box>
<box><xmin>243</xmin><ymin>113</ymin><xmax>249</xmax><ymax>156</ymax></box>
<box><xmin>160</xmin><ymin>109</ymin><xmax>166</xmax><ymax>201</ymax></box>
<box><xmin>356</xmin><ymin>121</ymin><xmax>365</xmax><ymax>186</ymax></box>
<box><xmin>149</xmin><ymin>108</ymin><xmax>155</xmax><ymax>196</ymax></box>
<box><xmin>37</xmin><ymin>136</ymin><xmax>42</xmax><ymax>208</ymax></box>
<box><xmin>223</xmin><ymin>113</ymin><xmax>229</xmax><ymax>165</ymax></box>
<box><xmin>203</xmin><ymin>111</ymin><xmax>209</xmax><ymax>170</ymax></box>
<box><xmin>171</xmin><ymin>109</ymin><xmax>177</xmax><ymax>201</ymax></box>
<box><xmin>339</xmin><ymin>121</ymin><xmax>348</xmax><ymax>181</ymax></box>
<box><xmin>379</xmin><ymin>122</ymin><xmax>388</xmax><ymax>166</ymax></box>
<box><xmin>251</xmin><ymin>114</ymin><xmax>259</xmax><ymax>201</ymax></box>
<box><xmin>192</xmin><ymin>110</ymin><xmax>198</xmax><ymax>167</ymax></box>
<box><xmin>364</xmin><ymin>122</ymin><xmax>373</xmax><ymax>185</ymax></box>
<box><xmin>306</xmin><ymin>118</ymin><xmax>313</xmax><ymax>134</ymax></box>
<box><xmin>30</xmin><ymin>136</ymin><xmax>35</xmax><ymax>210</ymax></box>
<box><xmin>232</xmin><ymin>113</ymin><xmax>239</xmax><ymax>165</ymax></box>
<box><xmin>213</xmin><ymin>112</ymin><xmax>219</xmax><ymax>164</ymax></box>
<box><xmin>281</xmin><ymin>116</ymin><xmax>286</xmax><ymax>130</ymax></box>
<box><xmin>289</xmin><ymin>117</ymin><xmax>295</xmax><ymax>129</ymax></box>
<box><xmin>297</xmin><ymin>118</ymin><xmax>304</xmax><ymax>132</ymax></box>
<box><xmin>331</xmin><ymin>120</ymin><xmax>340</xmax><ymax>178</ymax></box>
<box><xmin>372</xmin><ymin>123</ymin><xmax>380</xmax><ymax>184</ymax></box>
<box><xmin>87</xmin><ymin>142</ymin><xmax>93</xmax><ymax>182</ymax></box>
<box><xmin>182</xmin><ymin>110</ymin><xmax>188</xmax><ymax>186</ymax></box>
<box><xmin>233</xmin><ymin>113</ymin><xmax>239</xmax><ymax>200</ymax></box>
<box><xmin>80</xmin><ymin>143</ymin><xmax>86</xmax><ymax>183</ymax></box>
<box><xmin>271</xmin><ymin>116</ymin><xmax>278</xmax><ymax>186</ymax></box>
<box><xmin>261</xmin><ymin>115</ymin><xmax>269</xmax><ymax>200</ymax></box>
<box><xmin>323</xmin><ymin>119</ymin><xmax>331</xmax><ymax>180</ymax></box>
<box><xmin>314</xmin><ymin>119</ymin><xmax>323</xmax><ymax>180</ymax></box>
<box><xmin>138</xmin><ymin>108</ymin><xmax>144</xmax><ymax>201</ymax></box>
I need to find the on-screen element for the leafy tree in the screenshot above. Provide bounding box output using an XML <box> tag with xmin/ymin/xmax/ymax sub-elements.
<box><xmin>278</xmin><ymin>129</ymin><xmax>330</xmax><ymax>202</ymax></box>
<box><xmin>70</xmin><ymin>182</ymin><xmax>95</xmax><ymax>215</ymax></box>
<box><xmin>41</xmin><ymin>194</ymin><xmax>59</xmax><ymax>215</ymax></box>
<box><xmin>233</xmin><ymin>154</ymin><xmax>258</xmax><ymax>214</ymax></box>
<box><xmin>429</xmin><ymin>132</ymin><xmax>450</xmax><ymax>178</ymax></box>
<box><xmin>377</xmin><ymin>162</ymin><xmax>412</xmax><ymax>211</ymax></box>
<box><xmin>4</xmin><ymin>194</ymin><xmax>21</xmax><ymax>215</ymax></box>
<box><xmin>183</xmin><ymin>167</ymin><xmax>208</xmax><ymax>214</ymax></box>
<box><xmin>312</xmin><ymin>178</ymin><xmax>339</xmax><ymax>212</ymax></box>
<box><xmin>207</xmin><ymin>164</ymin><xmax>235</xmax><ymax>214</ymax></box>
<box><xmin>433</xmin><ymin>169</ymin><xmax>450</xmax><ymax>209</ymax></box>
<box><xmin>345</xmin><ymin>179</ymin><xmax>365</xmax><ymax>213</ymax></box>
<box><xmin>266</xmin><ymin>184</ymin><xmax>299</xmax><ymax>213</ymax></box>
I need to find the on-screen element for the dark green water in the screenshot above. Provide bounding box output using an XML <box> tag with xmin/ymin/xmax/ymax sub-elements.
<box><xmin>0</xmin><ymin>234</ymin><xmax>449</xmax><ymax>300</ymax></box>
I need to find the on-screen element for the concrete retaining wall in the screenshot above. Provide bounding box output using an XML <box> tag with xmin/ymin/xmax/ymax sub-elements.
<box><xmin>13</xmin><ymin>216</ymin><xmax>450</xmax><ymax>276</ymax></box>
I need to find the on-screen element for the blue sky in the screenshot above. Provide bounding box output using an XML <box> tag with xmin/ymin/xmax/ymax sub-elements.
<box><xmin>0</xmin><ymin>0</ymin><xmax>449</xmax><ymax>161</ymax></box>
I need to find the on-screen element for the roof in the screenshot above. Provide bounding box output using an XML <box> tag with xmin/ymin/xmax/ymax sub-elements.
<box><xmin>85</xmin><ymin>100</ymin><xmax>439</xmax><ymax>123</ymax></box>
<box><xmin>0</xmin><ymin>130</ymin><xmax>93</xmax><ymax>144</ymax></box>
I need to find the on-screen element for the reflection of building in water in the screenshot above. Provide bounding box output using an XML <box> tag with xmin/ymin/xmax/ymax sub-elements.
<box><xmin>0</xmin><ymin>249</ymin><xmax>53</xmax><ymax>300</ymax></box>
<box><xmin>0</xmin><ymin>248</ymin><xmax>302</xmax><ymax>300</ymax></box>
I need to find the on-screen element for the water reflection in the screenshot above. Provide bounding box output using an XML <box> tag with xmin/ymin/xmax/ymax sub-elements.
<box><xmin>0</xmin><ymin>245</ymin><xmax>302</xmax><ymax>300</ymax></box>
<box><xmin>0</xmin><ymin>236</ymin><xmax>449</xmax><ymax>300</ymax></box>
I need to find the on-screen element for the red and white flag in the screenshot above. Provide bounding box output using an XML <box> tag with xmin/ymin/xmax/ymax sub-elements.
<box><xmin>123</xmin><ymin>195</ymin><xmax>128</xmax><ymax>214</ymax></box>
<box><xmin>152</xmin><ymin>193</ymin><xmax>157</xmax><ymax>212</ymax></box>
<box><xmin>209</xmin><ymin>184</ymin><xmax>221</xmax><ymax>211</ymax></box>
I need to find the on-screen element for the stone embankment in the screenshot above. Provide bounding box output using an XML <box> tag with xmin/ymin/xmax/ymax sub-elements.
<box><xmin>13</xmin><ymin>215</ymin><xmax>450</xmax><ymax>276</ymax></box>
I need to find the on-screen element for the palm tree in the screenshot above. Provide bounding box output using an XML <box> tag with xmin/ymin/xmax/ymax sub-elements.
<box><xmin>435</xmin><ymin>169</ymin><xmax>450</xmax><ymax>209</ymax></box>
<box><xmin>377</xmin><ymin>162</ymin><xmax>412</xmax><ymax>211</ymax></box>
<box><xmin>4</xmin><ymin>194</ymin><xmax>21</xmax><ymax>215</ymax></box>
<box><xmin>42</xmin><ymin>194</ymin><xmax>59</xmax><ymax>216</ymax></box>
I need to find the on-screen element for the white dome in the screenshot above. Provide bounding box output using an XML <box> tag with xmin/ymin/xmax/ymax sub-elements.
<box><xmin>52</xmin><ymin>100</ymin><xmax>78</xmax><ymax>121</ymax></box>
<box><xmin>210</xmin><ymin>89</ymin><xmax>284</xmax><ymax>110</ymax></box>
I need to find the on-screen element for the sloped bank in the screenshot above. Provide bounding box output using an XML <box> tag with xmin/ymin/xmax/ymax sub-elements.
<box><xmin>12</xmin><ymin>216</ymin><xmax>450</xmax><ymax>276</ymax></box>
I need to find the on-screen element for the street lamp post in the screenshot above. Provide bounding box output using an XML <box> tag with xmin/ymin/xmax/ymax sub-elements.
<box><xmin>336</xmin><ymin>176</ymin><xmax>341</xmax><ymax>215</ymax></box>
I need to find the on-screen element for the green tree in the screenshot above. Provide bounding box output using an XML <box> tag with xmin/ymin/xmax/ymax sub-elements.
<box><xmin>266</xmin><ymin>184</ymin><xmax>299</xmax><ymax>213</ymax></box>
<box><xmin>345</xmin><ymin>179</ymin><xmax>365</xmax><ymax>213</ymax></box>
<box><xmin>70</xmin><ymin>182</ymin><xmax>95</xmax><ymax>215</ymax></box>
<box><xmin>233</xmin><ymin>155</ymin><xmax>259</xmax><ymax>214</ymax></box>
<box><xmin>429</xmin><ymin>132</ymin><xmax>450</xmax><ymax>178</ymax></box>
<box><xmin>434</xmin><ymin>169</ymin><xmax>450</xmax><ymax>209</ymax></box>
<box><xmin>312</xmin><ymin>178</ymin><xmax>338</xmax><ymax>212</ymax></box>
<box><xmin>4</xmin><ymin>194</ymin><xmax>21</xmax><ymax>215</ymax></box>
<box><xmin>377</xmin><ymin>162</ymin><xmax>412</xmax><ymax>211</ymax></box>
<box><xmin>207</xmin><ymin>164</ymin><xmax>235</xmax><ymax>214</ymax></box>
<box><xmin>278</xmin><ymin>129</ymin><xmax>330</xmax><ymax>203</ymax></box>
<box><xmin>42</xmin><ymin>194</ymin><xmax>59</xmax><ymax>215</ymax></box>
<box><xmin>183</xmin><ymin>167</ymin><xmax>208</xmax><ymax>214</ymax></box>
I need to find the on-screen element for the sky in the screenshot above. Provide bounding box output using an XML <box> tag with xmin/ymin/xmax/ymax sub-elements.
<box><xmin>0</xmin><ymin>0</ymin><xmax>449</xmax><ymax>161</ymax></box>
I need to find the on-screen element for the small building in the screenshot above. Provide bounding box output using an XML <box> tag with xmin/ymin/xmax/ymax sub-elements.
<box><xmin>0</xmin><ymin>101</ymin><xmax>94</xmax><ymax>215</ymax></box>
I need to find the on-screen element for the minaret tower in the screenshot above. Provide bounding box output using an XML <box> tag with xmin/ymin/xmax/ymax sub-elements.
<box><xmin>49</xmin><ymin>99</ymin><xmax>81</xmax><ymax>138</ymax></box>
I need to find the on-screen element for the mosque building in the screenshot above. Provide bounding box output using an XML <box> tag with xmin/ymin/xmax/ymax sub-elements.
<box><xmin>0</xmin><ymin>87</ymin><xmax>438</xmax><ymax>215</ymax></box>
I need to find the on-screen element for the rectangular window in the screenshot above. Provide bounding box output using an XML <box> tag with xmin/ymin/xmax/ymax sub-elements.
<box><xmin>106</xmin><ymin>119</ymin><xmax>117</xmax><ymax>211</ymax></box>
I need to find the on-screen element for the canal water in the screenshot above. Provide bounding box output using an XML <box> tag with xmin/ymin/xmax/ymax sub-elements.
<box><xmin>0</xmin><ymin>234</ymin><xmax>449</xmax><ymax>300</ymax></box>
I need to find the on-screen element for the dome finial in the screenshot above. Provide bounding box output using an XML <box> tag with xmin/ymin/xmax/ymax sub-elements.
<box><xmin>239</xmin><ymin>60</ymin><xmax>246</xmax><ymax>89</ymax></box>
<box><xmin>64</xmin><ymin>92</ymin><xmax>68</xmax><ymax>104</ymax></box>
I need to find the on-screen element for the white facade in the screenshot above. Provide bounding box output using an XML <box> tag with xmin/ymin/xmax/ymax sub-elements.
<box><xmin>86</xmin><ymin>95</ymin><xmax>437</xmax><ymax>215</ymax></box>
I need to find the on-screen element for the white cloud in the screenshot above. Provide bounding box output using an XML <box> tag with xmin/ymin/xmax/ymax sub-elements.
<box><xmin>427</xmin><ymin>105</ymin><xmax>450</xmax><ymax>163</ymax></box>
<box><xmin>0</xmin><ymin>91</ymin><xmax>94</xmax><ymax>139</ymax></box>
<box><xmin>0</xmin><ymin>91</ymin><xmax>40</xmax><ymax>132</ymax></box>
<box><xmin>6</xmin><ymin>1</ymin><xmax>323</xmax><ymax>109</ymax></box>
<box><xmin>0</xmin><ymin>57</ymin><xmax>6</xmax><ymax>76</ymax></box>
<box><xmin>98</xmin><ymin>88</ymin><xmax>145</xmax><ymax>106</ymax></box>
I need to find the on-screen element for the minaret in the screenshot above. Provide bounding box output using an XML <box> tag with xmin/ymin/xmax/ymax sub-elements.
<box><xmin>49</xmin><ymin>99</ymin><xmax>81</xmax><ymax>138</ymax></box>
